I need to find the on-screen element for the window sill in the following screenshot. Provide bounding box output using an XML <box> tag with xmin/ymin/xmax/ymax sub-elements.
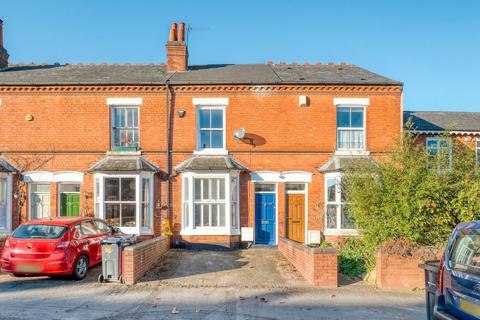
<box><xmin>180</xmin><ymin>228</ymin><xmax>240</xmax><ymax>236</ymax></box>
<box><xmin>334</xmin><ymin>150</ymin><xmax>370</xmax><ymax>156</ymax></box>
<box><xmin>107</xmin><ymin>150</ymin><xmax>142</xmax><ymax>156</ymax></box>
<box><xmin>324</xmin><ymin>229</ymin><xmax>359</xmax><ymax>236</ymax></box>
<box><xmin>193</xmin><ymin>149</ymin><xmax>228</xmax><ymax>156</ymax></box>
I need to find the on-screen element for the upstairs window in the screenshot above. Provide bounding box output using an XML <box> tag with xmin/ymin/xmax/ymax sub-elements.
<box><xmin>111</xmin><ymin>106</ymin><xmax>139</xmax><ymax>151</ymax></box>
<box><xmin>426</xmin><ymin>137</ymin><xmax>452</xmax><ymax>172</ymax></box>
<box><xmin>337</xmin><ymin>106</ymin><xmax>365</xmax><ymax>150</ymax></box>
<box><xmin>197</xmin><ymin>107</ymin><xmax>225</xmax><ymax>151</ymax></box>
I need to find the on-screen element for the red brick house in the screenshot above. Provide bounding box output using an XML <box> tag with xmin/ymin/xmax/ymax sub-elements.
<box><xmin>404</xmin><ymin>111</ymin><xmax>480</xmax><ymax>172</ymax></box>
<box><xmin>0</xmin><ymin>21</ymin><xmax>403</xmax><ymax>248</ymax></box>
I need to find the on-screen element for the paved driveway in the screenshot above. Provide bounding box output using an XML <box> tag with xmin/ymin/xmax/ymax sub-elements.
<box><xmin>0</xmin><ymin>248</ymin><xmax>427</xmax><ymax>320</ymax></box>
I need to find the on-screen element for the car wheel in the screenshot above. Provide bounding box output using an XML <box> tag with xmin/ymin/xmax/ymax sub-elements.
<box><xmin>73</xmin><ymin>255</ymin><xmax>89</xmax><ymax>280</ymax></box>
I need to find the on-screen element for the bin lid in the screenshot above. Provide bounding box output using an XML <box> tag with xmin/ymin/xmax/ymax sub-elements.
<box><xmin>101</xmin><ymin>234</ymin><xmax>137</xmax><ymax>245</ymax></box>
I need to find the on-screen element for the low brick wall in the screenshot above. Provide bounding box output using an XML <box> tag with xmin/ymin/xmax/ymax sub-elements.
<box><xmin>122</xmin><ymin>236</ymin><xmax>170</xmax><ymax>285</ymax></box>
<box><xmin>376</xmin><ymin>250</ymin><xmax>424</xmax><ymax>290</ymax></box>
<box><xmin>278</xmin><ymin>237</ymin><xmax>338</xmax><ymax>288</ymax></box>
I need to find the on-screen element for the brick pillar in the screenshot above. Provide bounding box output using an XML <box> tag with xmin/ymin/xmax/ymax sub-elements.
<box><xmin>50</xmin><ymin>182</ymin><xmax>58</xmax><ymax>217</ymax></box>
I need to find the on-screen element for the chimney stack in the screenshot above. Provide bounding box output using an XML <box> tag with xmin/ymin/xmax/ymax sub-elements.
<box><xmin>166</xmin><ymin>21</ymin><xmax>187</xmax><ymax>72</ymax></box>
<box><xmin>0</xmin><ymin>20</ymin><xmax>9</xmax><ymax>68</ymax></box>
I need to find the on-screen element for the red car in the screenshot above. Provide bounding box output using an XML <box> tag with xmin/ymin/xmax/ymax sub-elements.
<box><xmin>0</xmin><ymin>217</ymin><xmax>120</xmax><ymax>280</ymax></box>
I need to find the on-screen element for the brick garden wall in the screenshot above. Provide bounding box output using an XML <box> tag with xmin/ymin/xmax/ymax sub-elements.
<box><xmin>278</xmin><ymin>237</ymin><xmax>338</xmax><ymax>288</ymax></box>
<box><xmin>376</xmin><ymin>250</ymin><xmax>424</xmax><ymax>290</ymax></box>
<box><xmin>122</xmin><ymin>236</ymin><xmax>170</xmax><ymax>285</ymax></box>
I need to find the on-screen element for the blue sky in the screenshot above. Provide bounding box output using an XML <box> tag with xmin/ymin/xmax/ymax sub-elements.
<box><xmin>2</xmin><ymin>0</ymin><xmax>480</xmax><ymax>112</ymax></box>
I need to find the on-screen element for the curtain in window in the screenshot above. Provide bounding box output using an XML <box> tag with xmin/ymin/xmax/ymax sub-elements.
<box><xmin>112</xmin><ymin>107</ymin><xmax>139</xmax><ymax>149</ymax></box>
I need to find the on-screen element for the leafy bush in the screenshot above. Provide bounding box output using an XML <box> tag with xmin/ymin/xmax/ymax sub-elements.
<box><xmin>342</xmin><ymin>132</ymin><xmax>480</xmax><ymax>250</ymax></box>
<box><xmin>337</xmin><ymin>238</ymin><xmax>375</xmax><ymax>278</ymax></box>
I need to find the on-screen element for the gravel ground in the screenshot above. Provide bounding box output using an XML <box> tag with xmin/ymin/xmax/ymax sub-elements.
<box><xmin>0</xmin><ymin>248</ymin><xmax>427</xmax><ymax>320</ymax></box>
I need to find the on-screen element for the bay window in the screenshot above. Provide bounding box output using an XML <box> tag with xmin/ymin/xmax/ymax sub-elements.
<box><xmin>0</xmin><ymin>175</ymin><xmax>12</xmax><ymax>233</ymax></box>
<box><xmin>181</xmin><ymin>172</ymin><xmax>240</xmax><ymax>235</ymax></box>
<box><xmin>94</xmin><ymin>173</ymin><xmax>153</xmax><ymax>235</ymax></box>
<box><xmin>337</xmin><ymin>106</ymin><xmax>365</xmax><ymax>150</ymax></box>
<box><xmin>325</xmin><ymin>173</ymin><xmax>356</xmax><ymax>235</ymax></box>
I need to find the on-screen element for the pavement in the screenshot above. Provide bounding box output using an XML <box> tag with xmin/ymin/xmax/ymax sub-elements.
<box><xmin>0</xmin><ymin>248</ymin><xmax>427</xmax><ymax>320</ymax></box>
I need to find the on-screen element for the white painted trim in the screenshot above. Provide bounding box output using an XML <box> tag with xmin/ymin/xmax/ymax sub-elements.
<box><xmin>0</xmin><ymin>98</ymin><xmax>2</xmax><ymax>106</ymax></box>
<box><xmin>23</xmin><ymin>171</ymin><xmax>84</xmax><ymax>183</ymax></box>
<box><xmin>53</xmin><ymin>171</ymin><xmax>84</xmax><ymax>183</ymax></box>
<box><xmin>250</xmin><ymin>171</ymin><xmax>313</xmax><ymax>183</ymax></box>
<box><xmin>334</xmin><ymin>150</ymin><xmax>370</xmax><ymax>156</ymax></box>
<box><xmin>281</xmin><ymin>171</ymin><xmax>313</xmax><ymax>183</ymax></box>
<box><xmin>250</xmin><ymin>171</ymin><xmax>281</xmax><ymax>182</ymax></box>
<box><xmin>23</xmin><ymin>171</ymin><xmax>54</xmax><ymax>183</ymax></box>
<box><xmin>333</xmin><ymin>98</ymin><xmax>370</xmax><ymax>106</ymax></box>
<box><xmin>193</xmin><ymin>98</ymin><xmax>229</xmax><ymax>106</ymax></box>
<box><xmin>106</xmin><ymin>98</ymin><xmax>143</xmax><ymax>106</ymax></box>
<box><xmin>193</xmin><ymin>149</ymin><xmax>228</xmax><ymax>156</ymax></box>
<box><xmin>406</xmin><ymin>129</ymin><xmax>480</xmax><ymax>136</ymax></box>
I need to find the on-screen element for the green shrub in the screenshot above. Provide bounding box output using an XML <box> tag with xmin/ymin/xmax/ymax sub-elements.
<box><xmin>337</xmin><ymin>238</ymin><xmax>375</xmax><ymax>278</ymax></box>
<box><xmin>342</xmin><ymin>131</ymin><xmax>480</xmax><ymax>250</ymax></box>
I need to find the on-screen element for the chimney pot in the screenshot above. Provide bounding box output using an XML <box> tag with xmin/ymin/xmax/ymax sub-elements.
<box><xmin>169</xmin><ymin>23</ymin><xmax>178</xmax><ymax>41</ymax></box>
<box><xmin>178</xmin><ymin>22</ymin><xmax>185</xmax><ymax>42</ymax></box>
<box><xmin>166</xmin><ymin>22</ymin><xmax>188</xmax><ymax>72</ymax></box>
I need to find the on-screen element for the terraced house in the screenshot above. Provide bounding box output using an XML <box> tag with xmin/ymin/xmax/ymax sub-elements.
<box><xmin>0</xmin><ymin>21</ymin><xmax>403</xmax><ymax>248</ymax></box>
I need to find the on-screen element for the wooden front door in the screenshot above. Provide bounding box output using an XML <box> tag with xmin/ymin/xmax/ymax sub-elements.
<box><xmin>286</xmin><ymin>193</ymin><xmax>305</xmax><ymax>243</ymax></box>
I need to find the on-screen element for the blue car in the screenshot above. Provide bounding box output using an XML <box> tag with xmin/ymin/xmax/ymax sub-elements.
<box><xmin>435</xmin><ymin>221</ymin><xmax>480</xmax><ymax>320</ymax></box>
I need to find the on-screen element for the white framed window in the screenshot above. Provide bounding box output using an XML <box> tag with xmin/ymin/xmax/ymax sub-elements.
<box><xmin>0</xmin><ymin>174</ymin><xmax>12</xmax><ymax>233</ymax></box>
<box><xmin>181</xmin><ymin>172</ymin><xmax>240</xmax><ymax>236</ymax></box>
<box><xmin>94</xmin><ymin>173</ymin><xmax>153</xmax><ymax>235</ymax></box>
<box><xmin>426</xmin><ymin>137</ymin><xmax>452</xmax><ymax>172</ymax></box>
<box><xmin>324</xmin><ymin>173</ymin><xmax>357</xmax><ymax>236</ymax></box>
<box><xmin>336</xmin><ymin>106</ymin><xmax>366</xmax><ymax>151</ymax></box>
<box><xmin>195</xmin><ymin>106</ymin><xmax>226</xmax><ymax>154</ymax></box>
<box><xmin>111</xmin><ymin>106</ymin><xmax>139</xmax><ymax>151</ymax></box>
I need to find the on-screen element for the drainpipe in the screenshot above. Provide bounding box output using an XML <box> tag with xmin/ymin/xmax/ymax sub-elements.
<box><xmin>165</xmin><ymin>80</ymin><xmax>171</xmax><ymax>222</ymax></box>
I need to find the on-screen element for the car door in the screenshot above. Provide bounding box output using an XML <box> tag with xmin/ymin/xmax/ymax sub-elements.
<box><xmin>80</xmin><ymin>220</ymin><xmax>102</xmax><ymax>265</ymax></box>
<box><xmin>445</xmin><ymin>227</ymin><xmax>480</xmax><ymax>320</ymax></box>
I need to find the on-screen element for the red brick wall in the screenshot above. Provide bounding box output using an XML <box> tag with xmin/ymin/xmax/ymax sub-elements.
<box><xmin>180</xmin><ymin>235</ymin><xmax>240</xmax><ymax>249</ymax></box>
<box><xmin>278</xmin><ymin>237</ymin><xmax>338</xmax><ymax>288</ymax></box>
<box><xmin>0</xmin><ymin>84</ymin><xmax>402</xmax><ymax>243</ymax></box>
<box><xmin>121</xmin><ymin>236</ymin><xmax>170</xmax><ymax>285</ymax></box>
<box><xmin>376</xmin><ymin>250</ymin><xmax>424</xmax><ymax>290</ymax></box>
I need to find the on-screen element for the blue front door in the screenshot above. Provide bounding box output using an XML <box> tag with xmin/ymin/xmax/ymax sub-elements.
<box><xmin>255</xmin><ymin>193</ymin><xmax>276</xmax><ymax>245</ymax></box>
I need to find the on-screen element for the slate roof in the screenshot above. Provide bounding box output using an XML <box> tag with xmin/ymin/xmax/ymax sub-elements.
<box><xmin>404</xmin><ymin>111</ymin><xmax>480</xmax><ymax>132</ymax></box>
<box><xmin>0</xmin><ymin>63</ymin><xmax>401</xmax><ymax>86</ymax></box>
<box><xmin>318</xmin><ymin>156</ymin><xmax>374</xmax><ymax>173</ymax></box>
<box><xmin>0</xmin><ymin>158</ymin><xmax>17</xmax><ymax>173</ymax></box>
<box><xmin>175</xmin><ymin>155</ymin><xmax>248</xmax><ymax>172</ymax></box>
<box><xmin>86</xmin><ymin>156</ymin><xmax>161</xmax><ymax>173</ymax></box>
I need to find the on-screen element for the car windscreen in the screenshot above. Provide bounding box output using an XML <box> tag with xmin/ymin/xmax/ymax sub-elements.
<box><xmin>12</xmin><ymin>224</ymin><xmax>68</xmax><ymax>239</ymax></box>
<box><xmin>450</xmin><ymin>229</ymin><xmax>480</xmax><ymax>275</ymax></box>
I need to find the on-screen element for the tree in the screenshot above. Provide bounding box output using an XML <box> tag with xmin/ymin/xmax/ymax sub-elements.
<box><xmin>342</xmin><ymin>132</ymin><xmax>480</xmax><ymax>249</ymax></box>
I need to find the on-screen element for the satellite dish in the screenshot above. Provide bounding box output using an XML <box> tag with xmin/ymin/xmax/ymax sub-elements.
<box><xmin>234</xmin><ymin>128</ymin><xmax>246</xmax><ymax>139</ymax></box>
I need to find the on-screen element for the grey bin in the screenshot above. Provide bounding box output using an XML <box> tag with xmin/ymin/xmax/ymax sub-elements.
<box><xmin>98</xmin><ymin>234</ymin><xmax>137</xmax><ymax>283</ymax></box>
<box><xmin>418</xmin><ymin>260</ymin><xmax>440</xmax><ymax>320</ymax></box>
